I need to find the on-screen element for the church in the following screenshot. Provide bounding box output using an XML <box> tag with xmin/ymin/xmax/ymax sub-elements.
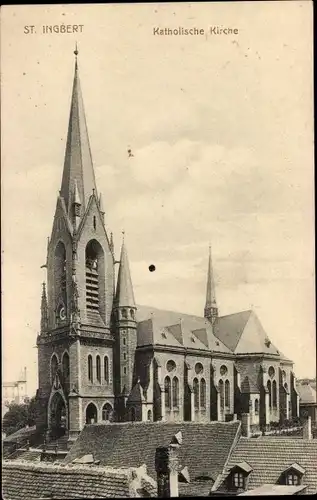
<box><xmin>36</xmin><ymin>49</ymin><xmax>300</xmax><ymax>444</ymax></box>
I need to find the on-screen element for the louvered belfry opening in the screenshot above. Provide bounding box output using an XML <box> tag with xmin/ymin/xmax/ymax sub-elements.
<box><xmin>85</xmin><ymin>239</ymin><xmax>102</xmax><ymax>313</ymax></box>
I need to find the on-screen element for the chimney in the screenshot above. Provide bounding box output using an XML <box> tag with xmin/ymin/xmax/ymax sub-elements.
<box><xmin>241</xmin><ymin>413</ymin><xmax>251</xmax><ymax>438</ymax></box>
<box><xmin>303</xmin><ymin>416</ymin><xmax>312</xmax><ymax>440</ymax></box>
<box><xmin>155</xmin><ymin>444</ymin><xmax>180</xmax><ymax>497</ymax></box>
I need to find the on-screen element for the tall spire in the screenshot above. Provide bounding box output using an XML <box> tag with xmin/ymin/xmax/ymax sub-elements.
<box><xmin>115</xmin><ymin>238</ymin><xmax>135</xmax><ymax>308</ymax></box>
<box><xmin>204</xmin><ymin>245</ymin><xmax>218</xmax><ymax>324</ymax></box>
<box><xmin>60</xmin><ymin>45</ymin><xmax>98</xmax><ymax>216</ymax></box>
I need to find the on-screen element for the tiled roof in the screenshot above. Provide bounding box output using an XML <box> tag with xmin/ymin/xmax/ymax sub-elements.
<box><xmin>179</xmin><ymin>479</ymin><xmax>215</xmax><ymax>497</ymax></box>
<box><xmin>297</xmin><ymin>382</ymin><xmax>317</xmax><ymax>404</ymax></box>
<box><xmin>64</xmin><ymin>421</ymin><xmax>241</xmax><ymax>484</ymax></box>
<box><xmin>213</xmin><ymin>310</ymin><xmax>281</xmax><ymax>356</ymax></box>
<box><xmin>136</xmin><ymin>305</ymin><xmax>231</xmax><ymax>353</ymax></box>
<box><xmin>2</xmin><ymin>460</ymin><xmax>154</xmax><ymax>499</ymax></box>
<box><xmin>214</xmin><ymin>437</ymin><xmax>317</xmax><ymax>495</ymax></box>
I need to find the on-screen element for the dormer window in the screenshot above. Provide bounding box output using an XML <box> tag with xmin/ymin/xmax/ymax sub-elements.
<box><xmin>233</xmin><ymin>471</ymin><xmax>245</xmax><ymax>488</ymax></box>
<box><xmin>286</xmin><ymin>472</ymin><xmax>300</xmax><ymax>485</ymax></box>
<box><xmin>229</xmin><ymin>462</ymin><xmax>253</xmax><ymax>491</ymax></box>
<box><xmin>280</xmin><ymin>463</ymin><xmax>305</xmax><ymax>486</ymax></box>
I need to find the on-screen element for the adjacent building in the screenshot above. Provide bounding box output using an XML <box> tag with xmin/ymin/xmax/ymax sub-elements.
<box><xmin>2</xmin><ymin>368</ymin><xmax>28</xmax><ymax>416</ymax></box>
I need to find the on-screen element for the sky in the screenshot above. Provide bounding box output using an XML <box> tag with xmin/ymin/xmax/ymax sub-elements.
<box><xmin>1</xmin><ymin>2</ymin><xmax>315</xmax><ymax>397</ymax></box>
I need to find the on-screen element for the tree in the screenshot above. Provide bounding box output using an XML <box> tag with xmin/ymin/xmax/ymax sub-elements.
<box><xmin>2</xmin><ymin>397</ymin><xmax>38</xmax><ymax>436</ymax></box>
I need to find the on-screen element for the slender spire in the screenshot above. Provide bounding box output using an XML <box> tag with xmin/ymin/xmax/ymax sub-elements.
<box><xmin>41</xmin><ymin>282</ymin><xmax>49</xmax><ymax>333</ymax></box>
<box><xmin>204</xmin><ymin>245</ymin><xmax>218</xmax><ymax>323</ymax></box>
<box><xmin>60</xmin><ymin>46</ymin><xmax>98</xmax><ymax>216</ymax></box>
<box><xmin>115</xmin><ymin>239</ymin><xmax>135</xmax><ymax>308</ymax></box>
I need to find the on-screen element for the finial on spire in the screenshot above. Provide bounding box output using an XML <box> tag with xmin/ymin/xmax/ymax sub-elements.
<box><xmin>122</xmin><ymin>230</ymin><xmax>125</xmax><ymax>242</ymax></box>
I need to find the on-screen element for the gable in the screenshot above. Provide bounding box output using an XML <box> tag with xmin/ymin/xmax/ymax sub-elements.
<box><xmin>50</xmin><ymin>197</ymin><xmax>73</xmax><ymax>242</ymax></box>
<box><xmin>76</xmin><ymin>193</ymin><xmax>111</xmax><ymax>251</ymax></box>
<box><xmin>234</xmin><ymin>312</ymin><xmax>281</xmax><ymax>356</ymax></box>
<box><xmin>213</xmin><ymin>311</ymin><xmax>252</xmax><ymax>351</ymax></box>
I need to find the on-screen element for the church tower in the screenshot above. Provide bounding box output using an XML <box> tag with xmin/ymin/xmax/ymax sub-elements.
<box><xmin>204</xmin><ymin>246</ymin><xmax>218</xmax><ymax>324</ymax></box>
<box><xmin>113</xmin><ymin>237</ymin><xmax>137</xmax><ymax>420</ymax></box>
<box><xmin>37</xmin><ymin>47</ymin><xmax>115</xmax><ymax>443</ymax></box>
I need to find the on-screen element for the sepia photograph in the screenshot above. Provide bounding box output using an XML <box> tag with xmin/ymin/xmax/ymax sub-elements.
<box><xmin>1</xmin><ymin>1</ymin><xmax>316</xmax><ymax>498</ymax></box>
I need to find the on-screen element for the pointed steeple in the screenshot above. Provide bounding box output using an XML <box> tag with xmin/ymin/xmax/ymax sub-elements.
<box><xmin>115</xmin><ymin>237</ymin><xmax>135</xmax><ymax>308</ymax></box>
<box><xmin>60</xmin><ymin>45</ymin><xmax>98</xmax><ymax>216</ymax></box>
<box><xmin>204</xmin><ymin>245</ymin><xmax>218</xmax><ymax>324</ymax></box>
<box><xmin>40</xmin><ymin>282</ymin><xmax>49</xmax><ymax>333</ymax></box>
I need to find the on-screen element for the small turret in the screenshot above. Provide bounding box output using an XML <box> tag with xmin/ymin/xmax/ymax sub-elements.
<box><xmin>99</xmin><ymin>193</ymin><xmax>105</xmax><ymax>223</ymax></box>
<box><xmin>204</xmin><ymin>245</ymin><xmax>218</xmax><ymax>324</ymax></box>
<box><xmin>113</xmin><ymin>235</ymin><xmax>137</xmax><ymax>419</ymax></box>
<box><xmin>40</xmin><ymin>282</ymin><xmax>49</xmax><ymax>333</ymax></box>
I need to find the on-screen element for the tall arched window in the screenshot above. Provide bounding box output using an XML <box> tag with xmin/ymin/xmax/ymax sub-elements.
<box><xmin>51</xmin><ymin>354</ymin><xmax>58</xmax><ymax>382</ymax></box>
<box><xmin>85</xmin><ymin>239</ymin><xmax>104</xmax><ymax>313</ymax></box>
<box><xmin>165</xmin><ymin>376</ymin><xmax>171</xmax><ymax>409</ymax></box>
<box><xmin>225</xmin><ymin>380</ymin><xmax>230</xmax><ymax>408</ymax></box>
<box><xmin>267</xmin><ymin>380</ymin><xmax>272</xmax><ymax>409</ymax></box>
<box><xmin>62</xmin><ymin>352</ymin><xmax>70</xmax><ymax>387</ymax></box>
<box><xmin>96</xmin><ymin>355</ymin><xmax>101</xmax><ymax>383</ymax></box>
<box><xmin>200</xmin><ymin>378</ymin><xmax>206</xmax><ymax>408</ymax></box>
<box><xmin>254</xmin><ymin>399</ymin><xmax>259</xmax><ymax>415</ymax></box>
<box><xmin>219</xmin><ymin>379</ymin><xmax>225</xmax><ymax>409</ymax></box>
<box><xmin>147</xmin><ymin>410</ymin><xmax>152</xmax><ymax>421</ymax></box>
<box><xmin>172</xmin><ymin>377</ymin><xmax>179</xmax><ymax>408</ymax></box>
<box><xmin>104</xmin><ymin>356</ymin><xmax>109</xmax><ymax>383</ymax></box>
<box><xmin>88</xmin><ymin>355</ymin><xmax>93</xmax><ymax>383</ymax></box>
<box><xmin>102</xmin><ymin>403</ymin><xmax>113</xmax><ymax>421</ymax></box>
<box><xmin>272</xmin><ymin>380</ymin><xmax>277</xmax><ymax>408</ymax></box>
<box><xmin>193</xmin><ymin>378</ymin><xmax>199</xmax><ymax>409</ymax></box>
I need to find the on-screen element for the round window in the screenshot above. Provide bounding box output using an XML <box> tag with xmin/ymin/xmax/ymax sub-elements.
<box><xmin>220</xmin><ymin>365</ymin><xmax>228</xmax><ymax>376</ymax></box>
<box><xmin>166</xmin><ymin>360</ymin><xmax>176</xmax><ymax>372</ymax></box>
<box><xmin>195</xmin><ymin>362</ymin><xmax>204</xmax><ymax>375</ymax></box>
<box><xmin>268</xmin><ymin>366</ymin><xmax>275</xmax><ymax>378</ymax></box>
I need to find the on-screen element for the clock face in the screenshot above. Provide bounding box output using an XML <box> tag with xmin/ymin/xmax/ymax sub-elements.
<box><xmin>58</xmin><ymin>305</ymin><xmax>66</xmax><ymax>321</ymax></box>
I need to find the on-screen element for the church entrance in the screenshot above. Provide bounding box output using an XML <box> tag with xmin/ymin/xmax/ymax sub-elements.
<box><xmin>86</xmin><ymin>403</ymin><xmax>98</xmax><ymax>424</ymax></box>
<box><xmin>50</xmin><ymin>392</ymin><xmax>67</xmax><ymax>439</ymax></box>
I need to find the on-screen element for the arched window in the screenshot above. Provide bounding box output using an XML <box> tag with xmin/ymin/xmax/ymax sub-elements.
<box><xmin>102</xmin><ymin>403</ymin><xmax>113</xmax><ymax>421</ymax></box>
<box><xmin>122</xmin><ymin>308</ymin><xmax>128</xmax><ymax>319</ymax></box>
<box><xmin>88</xmin><ymin>355</ymin><xmax>93</xmax><ymax>383</ymax></box>
<box><xmin>254</xmin><ymin>399</ymin><xmax>259</xmax><ymax>415</ymax></box>
<box><xmin>130</xmin><ymin>309</ymin><xmax>135</xmax><ymax>320</ymax></box>
<box><xmin>225</xmin><ymin>380</ymin><xmax>230</xmax><ymax>408</ymax></box>
<box><xmin>165</xmin><ymin>376</ymin><xmax>171</xmax><ymax>409</ymax></box>
<box><xmin>172</xmin><ymin>377</ymin><xmax>179</xmax><ymax>408</ymax></box>
<box><xmin>93</xmin><ymin>216</ymin><xmax>96</xmax><ymax>230</ymax></box>
<box><xmin>200</xmin><ymin>378</ymin><xmax>206</xmax><ymax>408</ymax></box>
<box><xmin>62</xmin><ymin>352</ymin><xmax>69</xmax><ymax>386</ymax></box>
<box><xmin>130</xmin><ymin>407</ymin><xmax>136</xmax><ymax>422</ymax></box>
<box><xmin>96</xmin><ymin>355</ymin><xmax>101</xmax><ymax>383</ymax></box>
<box><xmin>272</xmin><ymin>380</ymin><xmax>277</xmax><ymax>408</ymax></box>
<box><xmin>193</xmin><ymin>378</ymin><xmax>199</xmax><ymax>409</ymax></box>
<box><xmin>85</xmin><ymin>239</ymin><xmax>103</xmax><ymax>313</ymax></box>
<box><xmin>147</xmin><ymin>410</ymin><xmax>152</xmax><ymax>421</ymax></box>
<box><xmin>219</xmin><ymin>379</ymin><xmax>225</xmax><ymax>409</ymax></box>
<box><xmin>267</xmin><ymin>380</ymin><xmax>272</xmax><ymax>409</ymax></box>
<box><xmin>51</xmin><ymin>354</ymin><xmax>58</xmax><ymax>382</ymax></box>
<box><xmin>86</xmin><ymin>402</ymin><xmax>98</xmax><ymax>424</ymax></box>
<box><xmin>104</xmin><ymin>356</ymin><xmax>109</xmax><ymax>383</ymax></box>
